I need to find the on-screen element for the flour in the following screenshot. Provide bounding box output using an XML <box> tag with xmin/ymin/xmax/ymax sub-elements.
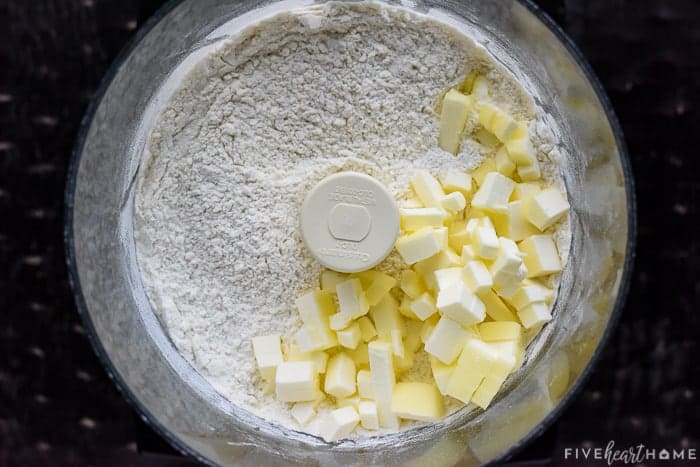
<box><xmin>134</xmin><ymin>1</ymin><xmax>570</xmax><ymax>438</ymax></box>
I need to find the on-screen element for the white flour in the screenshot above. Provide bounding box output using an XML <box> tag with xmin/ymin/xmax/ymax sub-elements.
<box><xmin>134</xmin><ymin>2</ymin><xmax>570</xmax><ymax>438</ymax></box>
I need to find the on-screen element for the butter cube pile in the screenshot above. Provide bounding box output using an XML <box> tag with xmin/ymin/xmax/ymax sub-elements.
<box><xmin>249</xmin><ymin>77</ymin><xmax>569</xmax><ymax>442</ymax></box>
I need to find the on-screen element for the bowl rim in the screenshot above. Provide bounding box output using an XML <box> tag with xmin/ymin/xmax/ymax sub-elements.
<box><xmin>63</xmin><ymin>0</ymin><xmax>637</xmax><ymax>465</ymax></box>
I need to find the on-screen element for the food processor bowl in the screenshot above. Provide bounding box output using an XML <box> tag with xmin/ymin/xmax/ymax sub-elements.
<box><xmin>65</xmin><ymin>0</ymin><xmax>635</xmax><ymax>465</ymax></box>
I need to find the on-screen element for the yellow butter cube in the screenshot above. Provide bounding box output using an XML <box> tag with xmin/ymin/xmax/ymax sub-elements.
<box><xmin>492</xmin><ymin>201</ymin><xmax>540</xmax><ymax>242</ymax></box>
<box><xmin>433</xmin><ymin>267</ymin><xmax>463</xmax><ymax>292</ymax></box>
<box><xmin>358</xmin><ymin>400</ymin><xmax>380</xmax><ymax>430</ymax></box>
<box><xmin>519</xmin><ymin>234</ymin><xmax>562</xmax><ymax>278</ymax></box>
<box><xmin>295</xmin><ymin>291</ymin><xmax>335</xmax><ymax>327</ymax></box>
<box><xmin>321</xmin><ymin>406</ymin><xmax>360</xmax><ymax>442</ymax></box>
<box><xmin>523</xmin><ymin>188</ymin><xmax>569</xmax><ymax>231</ymax></box>
<box><xmin>404</xmin><ymin>320</ymin><xmax>423</xmax><ymax>352</ymax></box>
<box><xmin>495</xmin><ymin>146</ymin><xmax>516</xmax><ymax>177</ymax></box>
<box><xmin>369</xmin><ymin>294</ymin><xmax>402</xmax><ymax>338</ymax></box>
<box><xmin>325</xmin><ymin>353</ymin><xmax>357</xmax><ymax>398</ymax></box>
<box><xmin>490</xmin><ymin>110</ymin><xmax>520</xmax><ymax>142</ymax></box>
<box><xmin>439</xmin><ymin>89</ymin><xmax>473</xmax><ymax>154</ymax></box>
<box><xmin>471</xmin><ymin>76</ymin><xmax>489</xmax><ymax>98</ymax></box>
<box><xmin>400</xmin><ymin>207</ymin><xmax>446</xmax><ymax>231</ymax></box>
<box><xmin>461</xmin><ymin>244</ymin><xmax>478</xmax><ymax>263</ymax></box>
<box><xmin>510</xmin><ymin>284</ymin><xmax>548</xmax><ymax>310</ymax></box>
<box><xmin>357</xmin><ymin>316</ymin><xmax>377</xmax><ymax>342</ymax></box>
<box><xmin>430</xmin><ymin>356</ymin><xmax>456</xmax><ymax>395</ymax></box>
<box><xmin>409</xmin><ymin>291</ymin><xmax>437</xmax><ymax>321</ymax></box>
<box><xmin>517</xmin><ymin>160</ymin><xmax>541</xmax><ymax>182</ymax></box>
<box><xmin>436</xmin><ymin>281</ymin><xmax>486</xmax><ymax>326</ymax></box>
<box><xmin>391</xmin><ymin>329</ymin><xmax>405</xmax><ymax>358</ymax></box>
<box><xmin>441</xmin><ymin>191</ymin><xmax>467</xmax><ymax>213</ymax></box>
<box><xmin>471</xmin><ymin>172</ymin><xmax>516</xmax><ymax>214</ymax></box>
<box><xmin>480</xmin><ymin>290</ymin><xmax>519</xmax><ymax>322</ymax></box>
<box><xmin>447</xmin><ymin>221</ymin><xmax>470</xmax><ymax>252</ymax></box>
<box><xmin>357</xmin><ymin>369</ymin><xmax>374</xmax><ymax>399</ymax></box>
<box><xmin>491</xmin><ymin>339</ymin><xmax>525</xmax><ymax>372</ymax></box>
<box><xmin>400</xmin><ymin>197</ymin><xmax>424</xmax><ymax>208</ymax></box>
<box><xmin>349</xmin><ymin>342</ymin><xmax>369</xmax><ymax>367</ymax></box>
<box><xmin>522</xmin><ymin>279</ymin><xmax>554</xmax><ymax>304</ymax></box>
<box><xmin>395</xmin><ymin>227</ymin><xmax>445</xmax><ymax>265</ymax></box>
<box><xmin>295</xmin><ymin>324</ymin><xmax>337</xmax><ymax>353</ymax></box>
<box><xmin>291</xmin><ymin>401</ymin><xmax>318</xmax><ymax>426</ymax></box>
<box><xmin>320</xmin><ymin>270</ymin><xmax>347</xmax><ymax>293</ymax></box>
<box><xmin>399</xmin><ymin>296</ymin><xmax>420</xmax><ymax>320</ymax></box>
<box><xmin>363</xmin><ymin>271</ymin><xmax>397</xmax><ymax>306</ymax></box>
<box><xmin>424</xmin><ymin>316</ymin><xmax>469</xmax><ymax>364</ymax></box>
<box><xmin>511</xmin><ymin>182</ymin><xmax>541</xmax><ymax>201</ymax></box>
<box><xmin>251</xmin><ymin>334</ymin><xmax>284</xmax><ymax>382</ymax></box>
<box><xmin>490</xmin><ymin>238</ymin><xmax>527</xmax><ymax>298</ymax></box>
<box><xmin>392</xmin><ymin>382</ymin><xmax>445</xmax><ymax>422</ymax></box>
<box><xmin>393</xmin><ymin>346</ymin><xmax>415</xmax><ymax>375</ymax></box>
<box><xmin>414</xmin><ymin>249</ymin><xmax>462</xmax><ymax>290</ymax></box>
<box><xmin>445</xmin><ymin>339</ymin><xmax>498</xmax><ymax>404</ymax></box>
<box><xmin>478</xmin><ymin>321</ymin><xmax>522</xmax><ymax>342</ymax></box>
<box><xmin>275</xmin><ymin>361</ymin><xmax>320</xmax><ymax>402</ymax></box>
<box><xmin>336</xmin><ymin>395</ymin><xmax>361</xmax><ymax>409</ymax></box>
<box><xmin>411</xmin><ymin>170</ymin><xmax>446</xmax><ymax>208</ymax></box>
<box><xmin>471</xmin><ymin>373</ymin><xmax>508</xmax><ymax>409</ymax></box>
<box><xmin>336</xmin><ymin>278</ymin><xmax>369</xmax><ymax>316</ymax></box>
<box><xmin>466</xmin><ymin>217</ymin><xmax>500</xmax><ymax>260</ymax></box>
<box><xmin>505</xmin><ymin>134</ymin><xmax>537</xmax><ymax>166</ymax></box>
<box><xmin>471</xmin><ymin>159</ymin><xmax>497</xmax><ymax>187</ymax></box>
<box><xmin>337</xmin><ymin>322</ymin><xmax>362</xmax><ymax>350</ymax></box>
<box><xmin>463</xmin><ymin>260</ymin><xmax>493</xmax><ymax>294</ymax></box>
<box><xmin>400</xmin><ymin>269</ymin><xmax>426</xmax><ymax>299</ymax></box>
<box><xmin>368</xmin><ymin>341</ymin><xmax>399</xmax><ymax>428</ymax></box>
<box><xmin>285</xmin><ymin>344</ymin><xmax>329</xmax><ymax>374</ymax></box>
<box><xmin>420</xmin><ymin>314</ymin><xmax>440</xmax><ymax>343</ymax></box>
<box><xmin>517</xmin><ymin>302</ymin><xmax>552</xmax><ymax>329</ymax></box>
<box><xmin>440</xmin><ymin>172</ymin><xmax>473</xmax><ymax>197</ymax></box>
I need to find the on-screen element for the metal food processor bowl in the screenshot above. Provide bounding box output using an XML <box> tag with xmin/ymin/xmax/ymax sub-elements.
<box><xmin>64</xmin><ymin>0</ymin><xmax>636</xmax><ymax>465</ymax></box>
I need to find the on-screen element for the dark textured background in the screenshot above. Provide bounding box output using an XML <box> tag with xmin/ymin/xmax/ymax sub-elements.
<box><xmin>0</xmin><ymin>0</ymin><xmax>698</xmax><ymax>466</ymax></box>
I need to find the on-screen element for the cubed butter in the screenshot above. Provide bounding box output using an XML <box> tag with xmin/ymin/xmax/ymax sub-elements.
<box><xmin>517</xmin><ymin>302</ymin><xmax>552</xmax><ymax>329</ymax></box>
<box><xmin>433</xmin><ymin>267</ymin><xmax>463</xmax><ymax>291</ymax></box>
<box><xmin>445</xmin><ymin>339</ymin><xmax>498</xmax><ymax>404</ymax></box>
<box><xmin>430</xmin><ymin>356</ymin><xmax>455</xmax><ymax>395</ymax></box>
<box><xmin>400</xmin><ymin>269</ymin><xmax>426</xmax><ymax>299</ymax></box>
<box><xmin>471</xmin><ymin>172</ymin><xmax>516</xmax><ymax>214</ymax></box>
<box><xmin>471</xmin><ymin>373</ymin><xmax>507</xmax><ymax>409</ymax></box>
<box><xmin>358</xmin><ymin>400</ymin><xmax>380</xmax><ymax>430</ymax></box>
<box><xmin>424</xmin><ymin>316</ymin><xmax>469</xmax><ymax>364</ymax></box>
<box><xmin>357</xmin><ymin>369</ymin><xmax>374</xmax><ymax>399</ymax></box>
<box><xmin>517</xmin><ymin>160</ymin><xmax>541</xmax><ymax>182</ymax></box>
<box><xmin>519</xmin><ymin>234</ymin><xmax>562</xmax><ymax>278</ymax></box>
<box><xmin>291</xmin><ymin>401</ymin><xmax>318</xmax><ymax>426</ymax></box>
<box><xmin>420</xmin><ymin>314</ymin><xmax>440</xmax><ymax>343</ymax></box>
<box><xmin>468</xmin><ymin>218</ymin><xmax>499</xmax><ymax>260</ymax></box>
<box><xmin>251</xmin><ymin>334</ymin><xmax>284</xmax><ymax>381</ymax></box>
<box><xmin>448</xmin><ymin>221</ymin><xmax>470</xmax><ymax>252</ymax></box>
<box><xmin>440</xmin><ymin>172</ymin><xmax>473</xmax><ymax>197</ymax></box>
<box><xmin>478</xmin><ymin>321</ymin><xmax>522</xmax><ymax>342</ymax></box>
<box><xmin>436</xmin><ymin>281</ymin><xmax>486</xmax><ymax>326</ymax></box>
<box><xmin>285</xmin><ymin>344</ymin><xmax>329</xmax><ymax>374</ymax></box>
<box><xmin>462</xmin><ymin>260</ymin><xmax>493</xmax><ymax>294</ymax></box>
<box><xmin>438</xmin><ymin>89</ymin><xmax>473</xmax><ymax>155</ymax></box>
<box><xmin>392</xmin><ymin>382</ymin><xmax>445</xmax><ymax>422</ymax></box>
<box><xmin>481</xmin><ymin>290</ymin><xmax>519</xmax><ymax>322</ymax></box>
<box><xmin>349</xmin><ymin>342</ymin><xmax>369</xmax><ymax>367</ymax></box>
<box><xmin>511</xmin><ymin>182</ymin><xmax>541</xmax><ymax>201</ymax></box>
<box><xmin>489</xmin><ymin>109</ymin><xmax>520</xmax><ymax>142</ymax></box>
<box><xmin>523</xmin><ymin>188</ymin><xmax>569</xmax><ymax>231</ymax></box>
<box><xmin>505</xmin><ymin>132</ymin><xmax>537</xmax><ymax>166</ymax></box>
<box><xmin>395</xmin><ymin>227</ymin><xmax>445</xmax><ymax>265</ymax></box>
<box><xmin>492</xmin><ymin>201</ymin><xmax>540</xmax><ymax>242</ymax></box>
<box><xmin>363</xmin><ymin>271</ymin><xmax>397</xmax><ymax>306</ymax></box>
<box><xmin>295</xmin><ymin>324</ymin><xmax>337</xmax><ymax>353</ymax></box>
<box><xmin>369</xmin><ymin>294</ymin><xmax>402</xmax><ymax>338</ymax></box>
<box><xmin>400</xmin><ymin>207</ymin><xmax>446</xmax><ymax>232</ymax></box>
<box><xmin>368</xmin><ymin>341</ymin><xmax>399</xmax><ymax>428</ymax></box>
<box><xmin>411</xmin><ymin>170</ymin><xmax>446</xmax><ymax>208</ymax></box>
<box><xmin>295</xmin><ymin>291</ymin><xmax>335</xmax><ymax>327</ymax></box>
<box><xmin>275</xmin><ymin>361</ymin><xmax>319</xmax><ymax>402</ymax></box>
<box><xmin>510</xmin><ymin>284</ymin><xmax>547</xmax><ymax>310</ymax></box>
<box><xmin>470</xmin><ymin>159</ymin><xmax>497</xmax><ymax>187</ymax></box>
<box><xmin>461</xmin><ymin>244</ymin><xmax>478</xmax><ymax>263</ymax></box>
<box><xmin>441</xmin><ymin>191</ymin><xmax>467</xmax><ymax>213</ymax></box>
<box><xmin>321</xmin><ymin>406</ymin><xmax>360</xmax><ymax>442</ymax></box>
<box><xmin>335</xmin><ymin>278</ymin><xmax>369</xmax><ymax>322</ymax></box>
<box><xmin>409</xmin><ymin>291</ymin><xmax>437</xmax><ymax>321</ymax></box>
<box><xmin>357</xmin><ymin>316</ymin><xmax>378</xmax><ymax>342</ymax></box>
<box><xmin>495</xmin><ymin>146</ymin><xmax>516</xmax><ymax>177</ymax></box>
<box><xmin>337</xmin><ymin>322</ymin><xmax>362</xmax><ymax>350</ymax></box>
<box><xmin>325</xmin><ymin>353</ymin><xmax>357</xmax><ymax>398</ymax></box>
<box><xmin>320</xmin><ymin>270</ymin><xmax>347</xmax><ymax>293</ymax></box>
<box><xmin>522</xmin><ymin>279</ymin><xmax>555</xmax><ymax>304</ymax></box>
<box><xmin>414</xmin><ymin>249</ymin><xmax>462</xmax><ymax>290</ymax></box>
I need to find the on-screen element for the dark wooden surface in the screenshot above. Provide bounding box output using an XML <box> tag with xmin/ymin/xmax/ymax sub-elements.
<box><xmin>1</xmin><ymin>0</ymin><xmax>698</xmax><ymax>465</ymax></box>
